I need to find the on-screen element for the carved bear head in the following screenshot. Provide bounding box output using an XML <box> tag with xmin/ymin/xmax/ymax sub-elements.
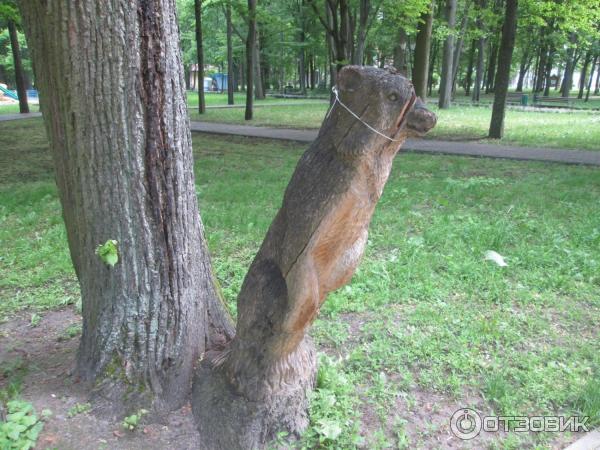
<box><xmin>328</xmin><ymin>65</ymin><xmax>436</xmax><ymax>156</ymax></box>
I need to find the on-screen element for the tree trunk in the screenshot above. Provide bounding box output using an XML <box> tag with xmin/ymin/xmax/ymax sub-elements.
<box><xmin>578</xmin><ymin>50</ymin><xmax>592</xmax><ymax>99</ymax></box>
<box><xmin>535</xmin><ymin>44</ymin><xmax>547</xmax><ymax>92</ymax></box>
<box><xmin>195</xmin><ymin>0</ymin><xmax>206</xmax><ymax>114</ymax></box>
<box><xmin>254</xmin><ymin>27</ymin><xmax>265</xmax><ymax>100</ymax></box>
<box><xmin>298</xmin><ymin>18</ymin><xmax>307</xmax><ymax>94</ymax></box>
<box><xmin>472</xmin><ymin>36</ymin><xmax>485</xmax><ymax>102</ymax></box>
<box><xmin>412</xmin><ymin>1</ymin><xmax>434</xmax><ymax>99</ymax></box>
<box><xmin>485</xmin><ymin>40</ymin><xmax>498</xmax><ymax>93</ymax></box>
<box><xmin>353</xmin><ymin>0</ymin><xmax>370</xmax><ymax>65</ymax></box>
<box><xmin>451</xmin><ymin>0</ymin><xmax>471</xmax><ymax>94</ymax></box>
<box><xmin>7</xmin><ymin>20</ymin><xmax>29</xmax><ymax>114</ymax></box>
<box><xmin>585</xmin><ymin>55</ymin><xmax>598</xmax><ymax>102</ymax></box>
<box><xmin>465</xmin><ymin>40</ymin><xmax>476</xmax><ymax>95</ymax></box>
<box><xmin>18</xmin><ymin>0</ymin><xmax>234</xmax><ymax>415</ymax></box>
<box><xmin>471</xmin><ymin>0</ymin><xmax>486</xmax><ymax>102</ymax></box>
<box><xmin>595</xmin><ymin>59</ymin><xmax>600</xmax><ymax>94</ymax></box>
<box><xmin>245</xmin><ymin>0</ymin><xmax>256</xmax><ymax>119</ymax></box>
<box><xmin>542</xmin><ymin>46</ymin><xmax>554</xmax><ymax>96</ymax></box>
<box><xmin>226</xmin><ymin>1</ymin><xmax>235</xmax><ymax>105</ymax></box>
<box><xmin>393</xmin><ymin>28</ymin><xmax>409</xmax><ymax>76</ymax></box>
<box><xmin>427</xmin><ymin>40</ymin><xmax>438</xmax><ymax>96</ymax></box>
<box><xmin>560</xmin><ymin>41</ymin><xmax>578</xmax><ymax>97</ymax></box>
<box><xmin>438</xmin><ymin>0</ymin><xmax>457</xmax><ymax>108</ymax></box>
<box><xmin>192</xmin><ymin>65</ymin><xmax>436</xmax><ymax>450</ymax></box>
<box><xmin>516</xmin><ymin>44</ymin><xmax>531</xmax><ymax>92</ymax></box>
<box><xmin>489</xmin><ymin>0</ymin><xmax>518</xmax><ymax>139</ymax></box>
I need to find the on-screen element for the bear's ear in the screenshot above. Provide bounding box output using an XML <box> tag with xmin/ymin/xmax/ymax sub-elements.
<box><xmin>337</xmin><ymin>66</ymin><xmax>363</xmax><ymax>92</ymax></box>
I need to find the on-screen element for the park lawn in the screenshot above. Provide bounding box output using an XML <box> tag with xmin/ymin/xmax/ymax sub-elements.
<box><xmin>185</xmin><ymin>90</ymin><xmax>326</xmax><ymax>107</ymax></box>
<box><xmin>190</xmin><ymin>102</ymin><xmax>600</xmax><ymax>151</ymax></box>
<box><xmin>0</xmin><ymin>103</ymin><xmax>39</xmax><ymax>114</ymax></box>
<box><xmin>1</xmin><ymin>118</ymin><xmax>599</xmax><ymax>449</ymax></box>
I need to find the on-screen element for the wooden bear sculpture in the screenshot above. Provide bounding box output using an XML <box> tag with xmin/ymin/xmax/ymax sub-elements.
<box><xmin>192</xmin><ymin>65</ymin><xmax>437</xmax><ymax>449</ymax></box>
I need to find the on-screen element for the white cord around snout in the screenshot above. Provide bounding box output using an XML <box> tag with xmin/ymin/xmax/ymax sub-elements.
<box><xmin>325</xmin><ymin>86</ymin><xmax>405</xmax><ymax>142</ymax></box>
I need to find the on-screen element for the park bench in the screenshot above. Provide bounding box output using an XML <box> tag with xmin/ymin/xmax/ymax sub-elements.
<box><xmin>533</xmin><ymin>94</ymin><xmax>574</xmax><ymax>108</ymax></box>
<box><xmin>505</xmin><ymin>92</ymin><xmax>526</xmax><ymax>105</ymax></box>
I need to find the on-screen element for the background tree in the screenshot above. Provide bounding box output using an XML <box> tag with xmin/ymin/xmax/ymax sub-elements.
<box><xmin>489</xmin><ymin>0</ymin><xmax>518</xmax><ymax>138</ymax></box>
<box><xmin>195</xmin><ymin>0</ymin><xmax>206</xmax><ymax>113</ymax></box>
<box><xmin>0</xmin><ymin>1</ymin><xmax>28</xmax><ymax>113</ymax></box>
<box><xmin>412</xmin><ymin>1</ymin><xmax>434</xmax><ymax>98</ymax></box>
<box><xmin>438</xmin><ymin>0</ymin><xmax>457</xmax><ymax>108</ymax></box>
<box><xmin>245</xmin><ymin>0</ymin><xmax>256</xmax><ymax>119</ymax></box>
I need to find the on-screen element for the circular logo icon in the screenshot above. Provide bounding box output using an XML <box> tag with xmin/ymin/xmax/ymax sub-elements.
<box><xmin>450</xmin><ymin>408</ymin><xmax>482</xmax><ymax>440</ymax></box>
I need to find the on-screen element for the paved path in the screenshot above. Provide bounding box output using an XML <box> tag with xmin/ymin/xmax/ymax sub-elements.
<box><xmin>189</xmin><ymin>121</ymin><xmax>600</xmax><ymax>166</ymax></box>
<box><xmin>3</xmin><ymin>112</ymin><xmax>599</xmax><ymax>165</ymax></box>
<box><xmin>564</xmin><ymin>430</ymin><xmax>600</xmax><ymax>450</ymax></box>
<box><xmin>0</xmin><ymin>112</ymin><xmax>41</xmax><ymax>121</ymax></box>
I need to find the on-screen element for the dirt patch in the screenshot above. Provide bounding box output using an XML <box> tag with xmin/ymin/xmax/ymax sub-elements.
<box><xmin>0</xmin><ymin>308</ymin><xmax>200</xmax><ymax>450</ymax></box>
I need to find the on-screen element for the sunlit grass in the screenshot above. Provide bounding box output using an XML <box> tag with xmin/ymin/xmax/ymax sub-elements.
<box><xmin>1</xmin><ymin>119</ymin><xmax>598</xmax><ymax>448</ymax></box>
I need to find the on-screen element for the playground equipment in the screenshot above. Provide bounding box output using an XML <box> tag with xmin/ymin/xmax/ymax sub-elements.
<box><xmin>0</xmin><ymin>85</ymin><xmax>18</xmax><ymax>101</ymax></box>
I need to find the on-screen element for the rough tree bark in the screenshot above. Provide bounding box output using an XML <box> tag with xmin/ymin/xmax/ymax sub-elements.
<box><xmin>245</xmin><ymin>0</ymin><xmax>256</xmax><ymax>120</ymax></box>
<box><xmin>226</xmin><ymin>0</ymin><xmax>235</xmax><ymax>105</ymax></box>
<box><xmin>516</xmin><ymin>43</ymin><xmax>532</xmax><ymax>92</ymax></box>
<box><xmin>489</xmin><ymin>0</ymin><xmax>518</xmax><ymax>139</ymax></box>
<box><xmin>18</xmin><ymin>0</ymin><xmax>234</xmax><ymax>415</ymax></box>
<box><xmin>393</xmin><ymin>28</ymin><xmax>409</xmax><ymax>76</ymax></box>
<box><xmin>353</xmin><ymin>0</ymin><xmax>370</xmax><ymax>65</ymax></box>
<box><xmin>451</xmin><ymin>0</ymin><xmax>471</xmax><ymax>94</ymax></box>
<box><xmin>465</xmin><ymin>40</ymin><xmax>476</xmax><ymax>95</ymax></box>
<box><xmin>438</xmin><ymin>0</ymin><xmax>457</xmax><ymax>108</ymax></box>
<box><xmin>542</xmin><ymin>44</ymin><xmax>555</xmax><ymax>96</ymax></box>
<box><xmin>192</xmin><ymin>66</ymin><xmax>437</xmax><ymax>449</ymax></box>
<box><xmin>578</xmin><ymin>50</ymin><xmax>592</xmax><ymax>99</ymax></box>
<box><xmin>472</xmin><ymin>35</ymin><xmax>485</xmax><ymax>101</ymax></box>
<box><xmin>253</xmin><ymin>26</ymin><xmax>265</xmax><ymax>100</ymax></box>
<box><xmin>471</xmin><ymin>0</ymin><xmax>486</xmax><ymax>102</ymax></box>
<box><xmin>7</xmin><ymin>20</ymin><xmax>29</xmax><ymax>114</ymax></box>
<box><xmin>585</xmin><ymin>54</ymin><xmax>598</xmax><ymax>102</ymax></box>
<box><xmin>308</xmin><ymin>0</ymin><xmax>352</xmax><ymax>74</ymax></box>
<box><xmin>484</xmin><ymin>40</ymin><xmax>498</xmax><ymax>93</ymax></box>
<box><xmin>413</xmin><ymin>1</ymin><xmax>434</xmax><ymax>99</ymax></box>
<box><xmin>195</xmin><ymin>0</ymin><xmax>206</xmax><ymax>114</ymax></box>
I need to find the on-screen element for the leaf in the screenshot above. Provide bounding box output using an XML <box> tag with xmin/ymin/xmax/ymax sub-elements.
<box><xmin>317</xmin><ymin>418</ymin><xmax>342</xmax><ymax>441</ymax></box>
<box><xmin>95</xmin><ymin>240</ymin><xmax>119</xmax><ymax>267</ymax></box>
<box><xmin>484</xmin><ymin>250</ymin><xmax>508</xmax><ymax>267</ymax></box>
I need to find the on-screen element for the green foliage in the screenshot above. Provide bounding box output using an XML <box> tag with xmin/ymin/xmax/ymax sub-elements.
<box><xmin>57</xmin><ymin>323</ymin><xmax>82</xmax><ymax>341</ymax></box>
<box><xmin>67</xmin><ymin>402</ymin><xmax>91</xmax><ymax>418</ymax></box>
<box><xmin>573</xmin><ymin>373</ymin><xmax>600</xmax><ymax>427</ymax></box>
<box><xmin>0</xmin><ymin>400</ymin><xmax>45</xmax><ymax>450</ymax></box>
<box><xmin>301</xmin><ymin>355</ymin><xmax>363</xmax><ymax>448</ymax></box>
<box><xmin>122</xmin><ymin>409</ymin><xmax>148</xmax><ymax>431</ymax></box>
<box><xmin>95</xmin><ymin>239</ymin><xmax>119</xmax><ymax>267</ymax></box>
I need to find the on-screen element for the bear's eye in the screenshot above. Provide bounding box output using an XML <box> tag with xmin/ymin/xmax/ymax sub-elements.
<box><xmin>388</xmin><ymin>93</ymin><xmax>399</xmax><ymax>102</ymax></box>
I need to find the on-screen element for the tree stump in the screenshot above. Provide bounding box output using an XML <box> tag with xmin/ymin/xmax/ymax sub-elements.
<box><xmin>192</xmin><ymin>66</ymin><xmax>436</xmax><ymax>449</ymax></box>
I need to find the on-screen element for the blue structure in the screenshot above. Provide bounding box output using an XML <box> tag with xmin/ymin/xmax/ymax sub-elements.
<box><xmin>211</xmin><ymin>73</ymin><xmax>228</xmax><ymax>92</ymax></box>
<box><xmin>0</xmin><ymin>85</ymin><xmax>18</xmax><ymax>100</ymax></box>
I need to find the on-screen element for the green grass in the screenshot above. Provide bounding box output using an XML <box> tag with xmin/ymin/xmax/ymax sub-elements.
<box><xmin>0</xmin><ymin>103</ymin><xmax>39</xmax><ymax>114</ymax></box>
<box><xmin>190</xmin><ymin>102</ymin><xmax>600</xmax><ymax>151</ymax></box>
<box><xmin>1</xmin><ymin>118</ymin><xmax>599</xmax><ymax>448</ymax></box>
<box><xmin>185</xmin><ymin>90</ymin><xmax>326</xmax><ymax>107</ymax></box>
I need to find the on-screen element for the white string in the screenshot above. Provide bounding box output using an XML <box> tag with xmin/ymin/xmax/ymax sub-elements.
<box><xmin>325</xmin><ymin>86</ymin><xmax>403</xmax><ymax>142</ymax></box>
